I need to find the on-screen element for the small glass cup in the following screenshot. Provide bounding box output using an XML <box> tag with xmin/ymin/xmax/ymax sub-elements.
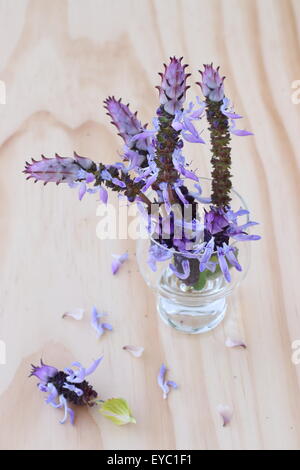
<box><xmin>136</xmin><ymin>178</ymin><xmax>250</xmax><ymax>334</ymax></box>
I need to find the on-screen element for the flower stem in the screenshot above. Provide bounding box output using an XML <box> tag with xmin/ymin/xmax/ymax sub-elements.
<box><xmin>155</xmin><ymin>107</ymin><xmax>180</xmax><ymax>186</ymax></box>
<box><xmin>205</xmin><ymin>99</ymin><xmax>232</xmax><ymax>208</ymax></box>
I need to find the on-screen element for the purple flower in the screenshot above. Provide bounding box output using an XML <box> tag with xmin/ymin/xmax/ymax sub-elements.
<box><xmin>169</xmin><ymin>259</ymin><xmax>190</xmax><ymax>280</ymax></box>
<box><xmin>204</xmin><ymin>207</ymin><xmax>229</xmax><ymax>234</ymax></box>
<box><xmin>189</xmin><ymin>183</ymin><xmax>211</xmax><ymax>204</ymax></box>
<box><xmin>111</xmin><ymin>177</ymin><xmax>126</xmax><ymax>188</ymax></box>
<box><xmin>157</xmin><ymin>57</ymin><xmax>190</xmax><ymax>115</ymax></box>
<box><xmin>123</xmin><ymin>148</ymin><xmax>145</xmax><ymax>172</ymax></box>
<box><xmin>99</xmin><ymin>186</ymin><xmax>108</xmax><ymax>204</ymax></box>
<box><xmin>30</xmin><ymin>360</ymin><xmax>58</xmax><ymax>384</ymax></box>
<box><xmin>229</xmin><ymin>119</ymin><xmax>253</xmax><ymax>137</ymax></box>
<box><xmin>220</xmin><ymin>97</ymin><xmax>242</xmax><ymax>120</ymax></box>
<box><xmin>172</xmin><ymin>100</ymin><xmax>206</xmax><ymax>144</ymax></box>
<box><xmin>217</xmin><ymin>245</ymin><xmax>231</xmax><ymax>282</ymax></box>
<box><xmin>172</xmin><ymin>149</ymin><xmax>199</xmax><ymax>182</ymax></box>
<box><xmin>217</xmin><ymin>243</ymin><xmax>242</xmax><ymax>283</ymax></box>
<box><xmin>63</xmin><ymin>383</ymin><xmax>84</xmax><ymax>397</ymax></box>
<box><xmin>104</xmin><ymin>96</ymin><xmax>149</xmax><ymax>151</ymax></box>
<box><xmin>78</xmin><ymin>181</ymin><xmax>87</xmax><ymax>201</ymax></box>
<box><xmin>101</xmin><ymin>168</ymin><xmax>113</xmax><ymax>181</ymax></box>
<box><xmin>65</xmin><ymin>356</ymin><xmax>104</xmax><ymax>384</ymax></box>
<box><xmin>58</xmin><ymin>396</ymin><xmax>75</xmax><ymax>425</ymax></box>
<box><xmin>111</xmin><ymin>252</ymin><xmax>129</xmax><ymax>275</ymax></box>
<box><xmin>181</xmin><ymin>122</ymin><xmax>205</xmax><ymax>144</ymax></box>
<box><xmin>30</xmin><ymin>357</ymin><xmax>103</xmax><ymax>425</ymax></box>
<box><xmin>157</xmin><ymin>364</ymin><xmax>178</xmax><ymax>399</ymax></box>
<box><xmin>159</xmin><ymin>182</ymin><xmax>172</xmax><ymax>213</ymax></box>
<box><xmin>43</xmin><ymin>384</ymin><xmax>75</xmax><ymax>425</ymax></box>
<box><xmin>197</xmin><ymin>64</ymin><xmax>225</xmax><ymax>102</ymax></box>
<box><xmin>141</xmin><ymin>173</ymin><xmax>158</xmax><ymax>192</ymax></box>
<box><xmin>224</xmin><ymin>208</ymin><xmax>261</xmax><ymax>241</ymax></box>
<box><xmin>148</xmin><ymin>243</ymin><xmax>173</xmax><ymax>272</ymax></box>
<box><xmin>199</xmin><ymin>237</ymin><xmax>215</xmax><ymax>272</ymax></box>
<box><xmin>91</xmin><ymin>306</ymin><xmax>113</xmax><ymax>338</ymax></box>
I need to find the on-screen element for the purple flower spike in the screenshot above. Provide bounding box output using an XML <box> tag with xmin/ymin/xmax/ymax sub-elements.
<box><xmin>157</xmin><ymin>364</ymin><xmax>178</xmax><ymax>399</ymax></box>
<box><xmin>23</xmin><ymin>154</ymin><xmax>95</xmax><ymax>185</ymax></box>
<box><xmin>104</xmin><ymin>96</ymin><xmax>149</xmax><ymax>151</ymax></box>
<box><xmin>111</xmin><ymin>252</ymin><xmax>129</xmax><ymax>275</ymax></box>
<box><xmin>157</xmin><ymin>57</ymin><xmax>190</xmax><ymax>115</ymax></box>
<box><xmin>91</xmin><ymin>306</ymin><xmax>113</xmax><ymax>338</ymax></box>
<box><xmin>197</xmin><ymin>64</ymin><xmax>225</xmax><ymax>102</ymax></box>
<box><xmin>30</xmin><ymin>360</ymin><xmax>58</xmax><ymax>384</ymax></box>
<box><xmin>30</xmin><ymin>356</ymin><xmax>101</xmax><ymax>425</ymax></box>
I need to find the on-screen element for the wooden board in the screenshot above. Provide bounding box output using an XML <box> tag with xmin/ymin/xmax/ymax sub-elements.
<box><xmin>0</xmin><ymin>0</ymin><xmax>299</xmax><ymax>450</ymax></box>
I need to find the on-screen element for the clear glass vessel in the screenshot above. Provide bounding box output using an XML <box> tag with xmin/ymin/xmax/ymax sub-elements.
<box><xmin>136</xmin><ymin>178</ymin><xmax>250</xmax><ymax>334</ymax></box>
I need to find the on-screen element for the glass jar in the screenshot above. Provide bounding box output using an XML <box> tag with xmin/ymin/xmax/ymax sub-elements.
<box><xmin>136</xmin><ymin>178</ymin><xmax>250</xmax><ymax>334</ymax></box>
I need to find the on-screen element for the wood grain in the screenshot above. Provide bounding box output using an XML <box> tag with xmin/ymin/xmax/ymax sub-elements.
<box><xmin>0</xmin><ymin>0</ymin><xmax>299</xmax><ymax>450</ymax></box>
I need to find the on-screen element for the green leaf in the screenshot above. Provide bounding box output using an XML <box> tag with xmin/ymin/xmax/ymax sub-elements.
<box><xmin>193</xmin><ymin>270</ymin><xmax>207</xmax><ymax>290</ymax></box>
<box><xmin>100</xmin><ymin>398</ymin><xmax>136</xmax><ymax>426</ymax></box>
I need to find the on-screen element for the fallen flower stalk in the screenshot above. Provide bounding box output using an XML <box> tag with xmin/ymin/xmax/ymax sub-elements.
<box><xmin>30</xmin><ymin>357</ymin><xmax>135</xmax><ymax>426</ymax></box>
<box><xmin>30</xmin><ymin>357</ymin><xmax>103</xmax><ymax>424</ymax></box>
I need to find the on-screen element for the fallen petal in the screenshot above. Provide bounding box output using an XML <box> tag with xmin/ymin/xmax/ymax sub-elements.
<box><xmin>217</xmin><ymin>404</ymin><xmax>233</xmax><ymax>427</ymax></box>
<box><xmin>78</xmin><ymin>181</ymin><xmax>87</xmax><ymax>201</ymax></box>
<box><xmin>102</xmin><ymin>322</ymin><xmax>113</xmax><ymax>331</ymax></box>
<box><xmin>157</xmin><ymin>364</ymin><xmax>177</xmax><ymax>399</ymax></box>
<box><xmin>225</xmin><ymin>337</ymin><xmax>247</xmax><ymax>349</ymax></box>
<box><xmin>123</xmin><ymin>345</ymin><xmax>144</xmax><ymax>358</ymax></box>
<box><xmin>111</xmin><ymin>252</ymin><xmax>129</xmax><ymax>275</ymax></box>
<box><xmin>91</xmin><ymin>307</ymin><xmax>112</xmax><ymax>338</ymax></box>
<box><xmin>62</xmin><ymin>308</ymin><xmax>85</xmax><ymax>321</ymax></box>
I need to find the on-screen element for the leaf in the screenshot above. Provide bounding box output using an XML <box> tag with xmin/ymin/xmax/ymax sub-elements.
<box><xmin>100</xmin><ymin>398</ymin><xmax>136</xmax><ymax>426</ymax></box>
<box><xmin>193</xmin><ymin>270</ymin><xmax>207</xmax><ymax>290</ymax></box>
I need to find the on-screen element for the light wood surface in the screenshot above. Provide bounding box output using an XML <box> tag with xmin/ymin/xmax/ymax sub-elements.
<box><xmin>0</xmin><ymin>0</ymin><xmax>299</xmax><ymax>450</ymax></box>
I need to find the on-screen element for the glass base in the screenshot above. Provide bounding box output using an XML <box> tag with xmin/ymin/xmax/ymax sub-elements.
<box><xmin>157</xmin><ymin>294</ymin><xmax>226</xmax><ymax>334</ymax></box>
